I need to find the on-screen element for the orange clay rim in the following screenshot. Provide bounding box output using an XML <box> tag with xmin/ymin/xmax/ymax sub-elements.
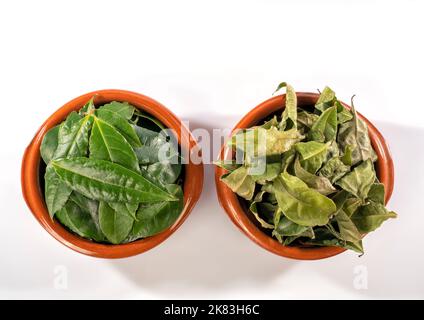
<box><xmin>22</xmin><ymin>89</ymin><xmax>204</xmax><ymax>259</ymax></box>
<box><xmin>215</xmin><ymin>92</ymin><xmax>394</xmax><ymax>260</ymax></box>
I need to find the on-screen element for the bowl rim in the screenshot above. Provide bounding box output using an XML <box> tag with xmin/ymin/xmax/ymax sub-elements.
<box><xmin>215</xmin><ymin>92</ymin><xmax>394</xmax><ymax>260</ymax></box>
<box><xmin>21</xmin><ymin>89</ymin><xmax>204</xmax><ymax>259</ymax></box>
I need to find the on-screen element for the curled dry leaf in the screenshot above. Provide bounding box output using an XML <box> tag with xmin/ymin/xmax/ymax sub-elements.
<box><xmin>218</xmin><ymin>83</ymin><xmax>396</xmax><ymax>254</ymax></box>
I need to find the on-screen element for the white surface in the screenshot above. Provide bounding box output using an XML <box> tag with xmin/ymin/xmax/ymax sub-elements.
<box><xmin>0</xmin><ymin>0</ymin><xmax>423</xmax><ymax>299</ymax></box>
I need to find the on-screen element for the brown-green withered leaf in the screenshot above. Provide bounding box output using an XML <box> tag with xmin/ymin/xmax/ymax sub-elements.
<box><xmin>295</xmin><ymin>141</ymin><xmax>329</xmax><ymax>174</ymax></box>
<box><xmin>273</xmin><ymin>172</ymin><xmax>336</xmax><ymax>227</ymax></box>
<box><xmin>308</xmin><ymin>105</ymin><xmax>338</xmax><ymax>143</ymax></box>
<box><xmin>294</xmin><ymin>156</ymin><xmax>336</xmax><ymax>195</ymax></box>
<box><xmin>229</xmin><ymin>127</ymin><xmax>303</xmax><ymax>156</ymax></box>
<box><xmin>221</xmin><ymin>166</ymin><xmax>255</xmax><ymax>200</ymax></box>
<box><xmin>336</xmin><ymin>159</ymin><xmax>376</xmax><ymax>201</ymax></box>
<box><xmin>337</xmin><ymin>103</ymin><xmax>377</xmax><ymax>165</ymax></box>
<box><xmin>352</xmin><ymin>201</ymin><xmax>397</xmax><ymax>233</ymax></box>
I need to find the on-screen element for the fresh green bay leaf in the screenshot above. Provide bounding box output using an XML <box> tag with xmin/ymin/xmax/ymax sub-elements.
<box><xmin>98</xmin><ymin>101</ymin><xmax>135</xmax><ymax>120</ymax></box>
<box><xmin>69</xmin><ymin>191</ymin><xmax>101</xmax><ymax>230</ymax></box>
<box><xmin>89</xmin><ymin>117</ymin><xmax>140</xmax><ymax>172</ymax></box>
<box><xmin>44</xmin><ymin>165</ymin><xmax>72</xmax><ymax>218</ymax></box>
<box><xmin>96</xmin><ymin>109</ymin><xmax>141</xmax><ymax>147</ymax></box>
<box><xmin>51</xmin><ymin>157</ymin><xmax>177</xmax><ymax>203</ymax></box>
<box><xmin>129</xmin><ymin>184</ymin><xmax>184</xmax><ymax>239</ymax></box>
<box><xmin>56</xmin><ymin>200</ymin><xmax>104</xmax><ymax>242</ymax></box>
<box><xmin>99</xmin><ymin>201</ymin><xmax>134</xmax><ymax>244</ymax></box>
<box><xmin>53</xmin><ymin>114</ymin><xmax>94</xmax><ymax>159</ymax></box>
<box><xmin>40</xmin><ymin>125</ymin><xmax>59</xmax><ymax>164</ymax></box>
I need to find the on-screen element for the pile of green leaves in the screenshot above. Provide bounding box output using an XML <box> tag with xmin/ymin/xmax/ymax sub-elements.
<box><xmin>40</xmin><ymin>98</ymin><xmax>183</xmax><ymax>244</ymax></box>
<box><xmin>217</xmin><ymin>83</ymin><xmax>397</xmax><ymax>254</ymax></box>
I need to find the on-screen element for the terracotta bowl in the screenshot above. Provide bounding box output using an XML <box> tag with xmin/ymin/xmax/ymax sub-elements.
<box><xmin>215</xmin><ymin>92</ymin><xmax>394</xmax><ymax>260</ymax></box>
<box><xmin>22</xmin><ymin>89</ymin><xmax>204</xmax><ymax>258</ymax></box>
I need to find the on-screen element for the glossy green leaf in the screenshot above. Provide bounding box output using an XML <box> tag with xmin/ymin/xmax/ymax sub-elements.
<box><xmin>129</xmin><ymin>184</ymin><xmax>184</xmax><ymax>239</ymax></box>
<box><xmin>273</xmin><ymin>172</ymin><xmax>336</xmax><ymax>226</ymax></box>
<box><xmin>53</xmin><ymin>114</ymin><xmax>94</xmax><ymax>159</ymax></box>
<box><xmin>56</xmin><ymin>200</ymin><xmax>104</xmax><ymax>242</ymax></box>
<box><xmin>79</xmin><ymin>97</ymin><xmax>96</xmax><ymax>115</ymax></box>
<box><xmin>133</xmin><ymin>109</ymin><xmax>165</xmax><ymax>131</ymax></box>
<box><xmin>146</xmin><ymin>160</ymin><xmax>181</xmax><ymax>185</ymax></box>
<box><xmin>51</xmin><ymin>157</ymin><xmax>177</xmax><ymax>203</ymax></box>
<box><xmin>44</xmin><ymin>165</ymin><xmax>72</xmax><ymax>218</ymax></box>
<box><xmin>98</xmin><ymin>201</ymin><xmax>134</xmax><ymax>244</ymax></box>
<box><xmin>133</xmin><ymin>125</ymin><xmax>159</xmax><ymax>145</ymax></box>
<box><xmin>69</xmin><ymin>191</ymin><xmax>101</xmax><ymax>230</ymax></box>
<box><xmin>108</xmin><ymin>202</ymin><xmax>138</xmax><ymax>220</ymax></box>
<box><xmin>96</xmin><ymin>109</ymin><xmax>141</xmax><ymax>147</ymax></box>
<box><xmin>98</xmin><ymin>101</ymin><xmax>135</xmax><ymax>120</ymax></box>
<box><xmin>40</xmin><ymin>125</ymin><xmax>59</xmax><ymax>164</ymax></box>
<box><xmin>89</xmin><ymin>117</ymin><xmax>139</xmax><ymax>172</ymax></box>
<box><xmin>336</xmin><ymin>159</ymin><xmax>376</xmax><ymax>201</ymax></box>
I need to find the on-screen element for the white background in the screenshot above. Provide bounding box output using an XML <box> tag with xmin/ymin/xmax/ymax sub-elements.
<box><xmin>0</xmin><ymin>0</ymin><xmax>423</xmax><ymax>299</ymax></box>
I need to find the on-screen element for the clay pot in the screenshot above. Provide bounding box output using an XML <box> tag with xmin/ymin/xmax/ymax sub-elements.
<box><xmin>215</xmin><ymin>92</ymin><xmax>394</xmax><ymax>260</ymax></box>
<box><xmin>22</xmin><ymin>89</ymin><xmax>204</xmax><ymax>258</ymax></box>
